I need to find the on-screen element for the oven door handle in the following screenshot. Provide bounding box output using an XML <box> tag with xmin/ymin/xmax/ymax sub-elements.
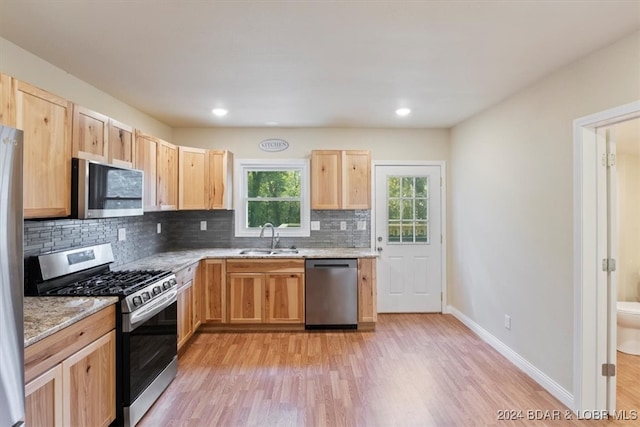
<box><xmin>125</xmin><ymin>289</ymin><xmax>177</xmax><ymax>332</ymax></box>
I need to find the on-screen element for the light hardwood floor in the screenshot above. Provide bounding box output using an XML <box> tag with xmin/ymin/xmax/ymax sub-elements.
<box><xmin>139</xmin><ymin>314</ymin><xmax>639</xmax><ymax>426</ymax></box>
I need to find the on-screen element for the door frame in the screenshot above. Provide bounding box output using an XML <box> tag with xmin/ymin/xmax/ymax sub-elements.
<box><xmin>371</xmin><ymin>161</ymin><xmax>448</xmax><ymax>313</ymax></box>
<box><xmin>573</xmin><ymin>100</ymin><xmax>640</xmax><ymax>412</ymax></box>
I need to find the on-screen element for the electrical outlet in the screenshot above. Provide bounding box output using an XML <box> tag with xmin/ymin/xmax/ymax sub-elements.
<box><xmin>357</xmin><ymin>221</ymin><xmax>367</xmax><ymax>231</ymax></box>
<box><xmin>340</xmin><ymin>221</ymin><xmax>347</xmax><ymax>231</ymax></box>
<box><xmin>200</xmin><ymin>221</ymin><xmax>207</xmax><ymax>231</ymax></box>
<box><xmin>118</xmin><ymin>228</ymin><xmax>126</xmax><ymax>241</ymax></box>
<box><xmin>311</xmin><ymin>221</ymin><xmax>320</xmax><ymax>231</ymax></box>
<box><xmin>157</xmin><ymin>223</ymin><xmax>162</xmax><ymax>234</ymax></box>
<box><xmin>504</xmin><ymin>314</ymin><xmax>511</xmax><ymax>330</ymax></box>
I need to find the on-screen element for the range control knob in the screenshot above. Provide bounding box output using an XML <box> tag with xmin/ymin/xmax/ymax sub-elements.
<box><xmin>169</xmin><ymin>278</ymin><xmax>177</xmax><ymax>287</ymax></box>
<box><xmin>162</xmin><ymin>281</ymin><xmax>171</xmax><ymax>290</ymax></box>
<box><xmin>153</xmin><ymin>286</ymin><xmax>162</xmax><ymax>295</ymax></box>
<box><xmin>141</xmin><ymin>292</ymin><xmax>151</xmax><ymax>302</ymax></box>
<box><xmin>132</xmin><ymin>296</ymin><xmax>143</xmax><ymax>307</ymax></box>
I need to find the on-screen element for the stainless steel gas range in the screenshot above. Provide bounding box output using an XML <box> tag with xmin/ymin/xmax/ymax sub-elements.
<box><xmin>26</xmin><ymin>243</ymin><xmax>178</xmax><ymax>427</ymax></box>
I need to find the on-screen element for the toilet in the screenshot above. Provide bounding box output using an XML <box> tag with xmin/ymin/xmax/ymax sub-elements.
<box><xmin>617</xmin><ymin>301</ymin><xmax>640</xmax><ymax>355</ymax></box>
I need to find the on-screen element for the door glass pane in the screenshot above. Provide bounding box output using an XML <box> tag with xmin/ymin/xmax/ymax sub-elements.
<box><xmin>386</xmin><ymin>174</ymin><xmax>431</xmax><ymax>245</ymax></box>
<box><xmin>388</xmin><ymin>177</ymin><xmax>400</xmax><ymax>197</ymax></box>
<box><xmin>415</xmin><ymin>177</ymin><xmax>428</xmax><ymax>197</ymax></box>
<box><xmin>415</xmin><ymin>198</ymin><xmax>428</xmax><ymax>220</ymax></box>
<box><xmin>402</xmin><ymin>177</ymin><xmax>414</xmax><ymax>197</ymax></box>
<box><xmin>388</xmin><ymin>199</ymin><xmax>400</xmax><ymax>220</ymax></box>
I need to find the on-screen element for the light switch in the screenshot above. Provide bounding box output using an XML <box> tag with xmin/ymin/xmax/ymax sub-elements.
<box><xmin>118</xmin><ymin>228</ymin><xmax>126</xmax><ymax>241</ymax></box>
<box><xmin>200</xmin><ymin>221</ymin><xmax>207</xmax><ymax>231</ymax></box>
<box><xmin>340</xmin><ymin>221</ymin><xmax>347</xmax><ymax>231</ymax></box>
<box><xmin>357</xmin><ymin>221</ymin><xmax>367</xmax><ymax>231</ymax></box>
<box><xmin>311</xmin><ymin>221</ymin><xmax>320</xmax><ymax>231</ymax></box>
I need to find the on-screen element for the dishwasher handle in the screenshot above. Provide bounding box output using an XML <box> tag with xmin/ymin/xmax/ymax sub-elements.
<box><xmin>305</xmin><ymin>259</ymin><xmax>357</xmax><ymax>269</ymax></box>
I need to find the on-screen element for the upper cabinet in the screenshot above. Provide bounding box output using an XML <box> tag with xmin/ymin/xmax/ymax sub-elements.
<box><xmin>209</xmin><ymin>150</ymin><xmax>233</xmax><ymax>209</ymax></box>
<box><xmin>15</xmin><ymin>80</ymin><xmax>73</xmax><ymax>218</ymax></box>
<box><xmin>156</xmin><ymin>139</ymin><xmax>178</xmax><ymax>210</ymax></box>
<box><xmin>134</xmin><ymin>131</ymin><xmax>158</xmax><ymax>211</ymax></box>
<box><xmin>178</xmin><ymin>146</ymin><xmax>209</xmax><ymax>210</ymax></box>
<box><xmin>311</xmin><ymin>150</ymin><xmax>371</xmax><ymax>210</ymax></box>
<box><xmin>72</xmin><ymin>105</ymin><xmax>109</xmax><ymax>162</ymax></box>
<box><xmin>108</xmin><ymin>119</ymin><xmax>134</xmax><ymax>167</ymax></box>
<box><xmin>0</xmin><ymin>73</ymin><xmax>15</xmax><ymax>126</ymax></box>
<box><xmin>177</xmin><ymin>148</ymin><xmax>233</xmax><ymax>211</ymax></box>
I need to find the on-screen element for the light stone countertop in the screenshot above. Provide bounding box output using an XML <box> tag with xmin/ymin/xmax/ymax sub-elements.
<box><xmin>24</xmin><ymin>296</ymin><xmax>119</xmax><ymax>347</ymax></box>
<box><xmin>116</xmin><ymin>248</ymin><xmax>378</xmax><ymax>274</ymax></box>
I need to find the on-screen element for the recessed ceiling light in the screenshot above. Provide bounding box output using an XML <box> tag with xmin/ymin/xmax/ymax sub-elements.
<box><xmin>211</xmin><ymin>108</ymin><xmax>228</xmax><ymax>117</ymax></box>
<box><xmin>395</xmin><ymin>108</ymin><xmax>411</xmax><ymax>117</ymax></box>
<box><xmin>265</xmin><ymin>121</ymin><xmax>279</xmax><ymax>126</ymax></box>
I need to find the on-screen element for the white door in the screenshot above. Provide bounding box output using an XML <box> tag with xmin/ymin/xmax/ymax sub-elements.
<box><xmin>375</xmin><ymin>165</ymin><xmax>442</xmax><ymax>312</ymax></box>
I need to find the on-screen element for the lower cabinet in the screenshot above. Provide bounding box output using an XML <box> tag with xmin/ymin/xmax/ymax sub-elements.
<box><xmin>24</xmin><ymin>307</ymin><xmax>116</xmax><ymax>427</ymax></box>
<box><xmin>176</xmin><ymin>261</ymin><xmax>200</xmax><ymax>351</ymax></box>
<box><xmin>203</xmin><ymin>259</ymin><xmax>226</xmax><ymax>323</ymax></box>
<box><xmin>226</xmin><ymin>259</ymin><xmax>305</xmax><ymax>325</ymax></box>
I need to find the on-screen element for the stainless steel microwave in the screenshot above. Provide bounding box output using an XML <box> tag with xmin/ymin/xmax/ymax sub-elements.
<box><xmin>72</xmin><ymin>158</ymin><xmax>144</xmax><ymax>219</ymax></box>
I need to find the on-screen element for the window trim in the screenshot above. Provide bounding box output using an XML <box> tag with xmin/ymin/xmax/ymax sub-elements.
<box><xmin>234</xmin><ymin>158</ymin><xmax>310</xmax><ymax>237</ymax></box>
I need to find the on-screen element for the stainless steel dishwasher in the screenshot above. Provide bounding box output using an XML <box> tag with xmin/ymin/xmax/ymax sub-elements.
<box><xmin>305</xmin><ymin>258</ymin><xmax>358</xmax><ymax>329</ymax></box>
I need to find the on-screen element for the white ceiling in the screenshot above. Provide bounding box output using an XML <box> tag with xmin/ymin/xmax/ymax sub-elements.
<box><xmin>1</xmin><ymin>1</ymin><xmax>639</xmax><ymax>128</ymax></box>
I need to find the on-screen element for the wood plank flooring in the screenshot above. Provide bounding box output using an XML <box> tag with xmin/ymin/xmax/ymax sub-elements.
<box><xmin>139</xmin><ymin>314</ymin><xmax>639</xmax><ymax>426</ymax></box>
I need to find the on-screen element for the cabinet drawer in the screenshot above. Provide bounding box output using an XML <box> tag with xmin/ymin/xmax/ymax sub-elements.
<box><xmin>175</xmin><ymin>262</ymin><xmax>197</xmax><ymax>288</ymax></box>
<box><xmin>226</xmin><ymin>259</ymin><xmax>304</xmax><ymax>274</ymax></box>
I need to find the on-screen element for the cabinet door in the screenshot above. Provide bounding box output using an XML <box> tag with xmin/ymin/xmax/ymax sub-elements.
<box><xmin>209</xmin><ymin>150</ymin><xmax>233</xmax><ymax>209</ymax></box>
<box><xmin>343</xmin><ymin>150</ymin><xmax>371</xmax><ymax>209</ymax></box>
<box><xmin>177</xmin><ymin>281</ymin><xmax>193</xmax><ymax>350</ymax></box>
<box><xmin>72</xmin><ymin>105</ymin><xmax>109</xmax><ymax>161</ymax></box>
<box><xmin>358</xmin><ymin>258</ymin><xmax>377</xmax><ymax>324</ymax></box>
<box><xmin>62</xmin><ymin>330</ymin><xmax>116</xmax><ymax>427</ymax></box>
<box><xmin>134</xmin><ymin>132</ymin><xmax>157</xmax><ymax>211</ymax></box>
<box><xmin>204</xmin><ymin>259</ymin><xmax>226</xmax><ymax>323</ymax></box>
<box><xmin>108</xmin><ymin>119</ymin><xmax>134</xmax><ymax>167</ymax></box>
<box><xmin>16</xmin><ymin>80</ymin><xmax>72</xmax><ymax>218</ymax></box>
<box><xmin>0</xmin><ymin>73</ymin><xmax>15</xmax><ymax>126</ymax></box>
<box><xmin>157</xmin><ymin>139</ymin><xmax>178</xmax><ymax>210</ymax></box>
<box><xmin>311</xmin><ymin>150</ymin><xmax>342</xmax><ymax>209</ymax></box>
<box><xmin>227</xmin><ymin>273</ymin><xmax>264</xmax><ymax>323</ymax></box>
<box><xmin>25</xmin><ymin>365</ymin><xmax>63</xmax><ymax>427</ymax></box>
<box><xmin>265</xmin><ymin>273</ymin><xmax>304</xmax><ymax>324</ymax></box>
<box><xmin>178</xmin><ymin>146</ymin><xmax>209</xmax><ymax>210</ymax></box>
<box><xmin>192</xmin><ymin>264</ymin><xmax>203</xmax><ymax>330</ymax></box>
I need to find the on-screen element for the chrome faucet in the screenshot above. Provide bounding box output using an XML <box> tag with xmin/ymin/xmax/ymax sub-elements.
<box><xmin>259</xmin><ymin>222</ymin><xmax>279</xmax><ymax>249</ymax></box>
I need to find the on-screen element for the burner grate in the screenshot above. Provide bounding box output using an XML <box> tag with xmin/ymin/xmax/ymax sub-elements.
<box><xmin>45</xmin><ymin>270</ymin><xmax>172</xmax><ymax>296</ymax></box>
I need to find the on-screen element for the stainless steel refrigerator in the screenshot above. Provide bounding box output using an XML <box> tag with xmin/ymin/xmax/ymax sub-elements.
<box><xmin>0</xmin><ymin>125</ymin><xmax>24</xmax><ymax>427</ymax></box>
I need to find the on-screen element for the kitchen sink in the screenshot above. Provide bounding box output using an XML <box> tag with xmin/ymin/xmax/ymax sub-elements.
<box><xmin>238</xmin><ymin>248</ymin><xmax>299</xmax><ymax>255</ymax></box>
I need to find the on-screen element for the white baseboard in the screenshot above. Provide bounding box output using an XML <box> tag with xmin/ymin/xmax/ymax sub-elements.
<box><xmin>447</xmin><ymin>305</ymin><xmax>574</xmax><ymax>409</ymax></box>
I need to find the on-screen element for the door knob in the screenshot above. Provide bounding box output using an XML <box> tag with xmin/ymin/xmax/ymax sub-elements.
<box><xmin>377</xmin><ymin>237</ymin><xmax>383</xmax><ymax>242</ymax></box>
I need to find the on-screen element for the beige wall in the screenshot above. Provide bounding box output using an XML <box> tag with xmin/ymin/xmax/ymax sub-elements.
<box><xmin>617</xmin><ymin>153</ymin><xmax>640</xmax><ymax>302</ymax></box>
<box><xmin>173</xmin><ymin>127</ymin><xmax>449</xmax><ymax>161</ymax></box>
<box><xmin>0</xmin><ymin>37</ymin><xmax>172</xmax><ymax>140</ymax></box>
<box><xmin>450</xmin><ymin>30</ymin><xmax>640</xmax><ymax>393</ymax></box>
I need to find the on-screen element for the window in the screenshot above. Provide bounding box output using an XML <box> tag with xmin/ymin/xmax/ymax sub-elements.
<box><xmin>387</xmin><ymin>176</ymin><xmax>429</xmax><ymax>243</ymax></box>
<box><xmin>235</xmin><ymin>159</ymin><xmax>310</xmax><ymax>237</ymax></box>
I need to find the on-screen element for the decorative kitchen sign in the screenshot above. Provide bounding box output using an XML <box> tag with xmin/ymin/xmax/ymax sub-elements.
<box><xmin>259</xmin><ymin>138</ymin><xmax>289</xmax><ymax>152</ymax></box>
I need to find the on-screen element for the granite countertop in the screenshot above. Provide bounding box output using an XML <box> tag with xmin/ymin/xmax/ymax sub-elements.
<box><xmin>24</xmin><ymin>296</ymin><xmax>119</xmax><ymax>348</ymax></box>
<box><xmin>116</xmin><ymin>248</ymin><xmax>378</xmax><ymax>273</ymax></box>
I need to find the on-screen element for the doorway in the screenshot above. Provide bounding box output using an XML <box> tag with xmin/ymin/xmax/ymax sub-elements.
<box><xmin>373</xmin><ymin>163</ymin><xmax>445</xmax><ymax>313</ymax></box>
<box><xmin>573</xmin><ymin>101</ymin><xmax>640</xmax><ymax>413</ymax></box>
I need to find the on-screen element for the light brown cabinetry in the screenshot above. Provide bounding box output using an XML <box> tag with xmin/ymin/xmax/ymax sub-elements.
<box><xmin>15</xmin><ymin>80</ymin><xmax>73</xmax><ymax>218</ymax></box>
<box><xmin>203</xmin><ymin>259</ymin><xmax>226</xmax><ymax>323</ymax></box>
<box><xmin>24</xmin><ymin>305</ymin><xmax>116</xmax><ymax>427</ymax></box>
<box><xmin>227</xmin><ymin>273</ymin><xmax>264</xmax><ymax>323</ymax></box>
<box><xmin>357</xmin><ymin>258</ymin><xmax>377</xmax><ymax>328</ymax></box>
<box><xmin>157</xmin><ymin>139</ymin><xmax>178</xmax><ymax>210</ymax></box>
<box><xmin>311</xmin><ymin>150</ymin><xmax>371</xmax><ymax>210</ymax></box>
<box><xmin>178</xmin><ymin>146</ymin><xmax>209</xmax><ymax>210</ymax></box>
<box><xmin>226</xmin><ymin>259</ymin><xmax>305</xmax><ymax>325</ymax></box>
<box><xmin>134</xmin><ymin>131</ymin><xmax>158</xmax><ymax>211</ymax></box>
<box><xmin>209</xmin><ymin>150</ymin><xmax>233</xmax><ymax>209</ymax></box>
<box><xmin>72</xmin><ymin>105</ymin><xmax>109</xmax><ymax>161</ymax></box>
<box><xmin>176</xmin><ymin>262</ymin><xmax>200</xmax><ymax>350</ymax></box>
<box><xmin>108</xmin><ymin>119</ymin><xmax>134</xmax><ymax>167</ymax></box>
<box><xmin>0</xmin><ymin>73</ymin><xmax>15</xmax><ymax>126</ymax></box>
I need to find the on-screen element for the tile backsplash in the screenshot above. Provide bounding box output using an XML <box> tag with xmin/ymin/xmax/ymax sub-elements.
<box><xmin>24</xmin><ymin>210</ymin><xmax>371</xmax><ymax>265</ymax></box>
